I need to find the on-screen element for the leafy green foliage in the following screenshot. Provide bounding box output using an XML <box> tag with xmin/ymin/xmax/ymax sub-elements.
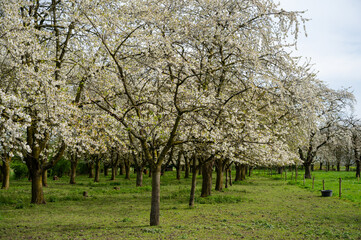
<box><xmin>10</xmin><ymin>161</ymin><xmax>28</xmax><ymax>180</ymax></box>
<box><xmin>49</xmin><ymin>158</ymin><xmax>70</xmax><ymax>177</ymax></box>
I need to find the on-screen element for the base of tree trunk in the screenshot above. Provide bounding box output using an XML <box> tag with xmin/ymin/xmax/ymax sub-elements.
<box><xmin>42</xmin><ymin>170</ymin><xmax>48</xmax><ymax>187</ymax></box>
<box><xmin>304</xmin><ymin>163</ymin><xmax>312</xmax><ymax>179</ymax></box>
<box><xmin>1</xmin><ymin>161</ymin><xmax>10</xmax><ymax>190</ymax></box>
<box><xmin>150</xmin><ymin>166</ymin><xmax>161</xmax><ymax>226</ymax></box>
<box><xmin>31</xmin><ymin>172</ymin><xmax>46</xmax><ymax>204</ymax></box>
<box><xmin>189</xmin><ymin>158</ymin><xmax>197</xmax><ymax>208</ymax></box>
<box><xmin>70</xmin><ymin>161</ymin><xmax>77</xmax><ymax>184</ymax></box>
<box><xmin>215</xmin><ymin>159</ymin><xmax>224</xmax><ymax>191</ymax></box>
<box><xmin>136</xmin><ymin>167</ymin><xmax>144</xmax><ymax>187</ymax></box>
<box><xmin>201</xmin><ymin>160</ymin><xmax>213</xmax><ymax>197</ymax></box>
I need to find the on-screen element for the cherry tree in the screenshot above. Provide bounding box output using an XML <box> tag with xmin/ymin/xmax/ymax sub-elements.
<box><xmin>345</xmin><ymin>116</ymin><xmax>361</xmax><ymax>177</ymax></box>
<box><xmin>298</xmin><ymin>85</ymin><xmax>354</xmax><ymax>178</ymax></box>
<box><xmin>0</xmin><ymin>0</ymin><xmax>84</xmax><ymax>202</ymax></box>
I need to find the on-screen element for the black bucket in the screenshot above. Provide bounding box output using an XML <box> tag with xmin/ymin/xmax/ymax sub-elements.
<box><xmin>321</xmin><ymin>190</ymin><xmax>333</xmax><ymax>197</ymax></box>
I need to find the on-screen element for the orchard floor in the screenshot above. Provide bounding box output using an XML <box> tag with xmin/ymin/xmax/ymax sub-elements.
<box><xmin>0</xmin><ymin>173</ymin><xmax>360</xmax><ymax>240</ymax></box>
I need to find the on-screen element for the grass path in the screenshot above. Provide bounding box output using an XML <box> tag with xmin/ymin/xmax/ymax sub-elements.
<box><xmin>0</xmin><ymin>174</ymin><xmax>360</xmax><ymax>239</ymax></box>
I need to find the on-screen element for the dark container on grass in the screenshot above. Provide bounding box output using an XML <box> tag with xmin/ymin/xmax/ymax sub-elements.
<box><xmin>321</xmin><ymin>190</ymin><xmax>333</xmax><ymax>197</ymax></box>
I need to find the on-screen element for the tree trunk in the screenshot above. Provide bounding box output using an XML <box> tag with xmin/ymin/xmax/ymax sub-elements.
<box><xmin>248</xmin><ymin>166</ymin><xmax>252</xmax><ymax>177</ymax></box>
<box><xmin>345</xmin><ymin>165</ymin><xmax>350</xmax><ymax>171</ymax></box>
<box><xmin>240</xmin><ymin>164</ymin><xmax>246</xmax><ymax>181</ymax></box>
<box><xmin>31</xmin><ymin>170</ymin><xmax>45</xmax><ymax>204</ymax></box>
<box><xmin>150</xmin><ymin>165</ymin><xmax>161</xmax><ymax>226</ymax></box>
<box><xmin>175</xmin><ymin>152</ymin><xmax>181</xmax><ymax>180</ymax></box>
<box><xmin>1</xmin><ymin>159</ymin><xmax>10</xmax><ymax>190</ymax></box>
<box><xmin>225</xmin><ymin>168</ymin><xmax>228</xmax><ymax>189</ymax></box>
<box><xmin>111</xmin><ymin>153</ymin><xmax>119</xmax><ymax>180</ymax></box>
<box><xmin>136</xmin><ymin>166</ymin><xmax>144</xmax><ymax>187</ymax></box>
<box><xmin>104</xmin><ymin>165</ymin><xmax>108</xmax><ymax>176</ymax></box>
<box><xmin>111</xmin><ymin>166</ymin><xmax>117</xmax><ymax>180</ymax></box>
<box><xmin>189</xmin><ymin>157</ymin><xmax>197</xmax><ymax>208</ymax></box>
<box><xmin>229</xmin><ymin>168</ymin><xmax>232</xmax><ymax>186</ymax></box>
<box><xmin>176</xmin><ymin>166</ymin><xmax>181</xmax><ymax>180</ymax></box>
<box><xmin>0</xmin><ymin>164</ymin><xmax>3</xmax><ymax>183</ymax></box>
<box><xmin>119</xmin><ymin>161</ymin><xmax>125</xmax><ymax>175</ymax></box>
<box><xmin>94</xmin><ymin>157</ymin><xmax>100</xmax><ymax>182</ymax></box>
<box><xmin>235</xmin><ymin>163</ymin><xmax>241</xmax><ymax>181</ymax></box>
<box><xmin>356</xmin><ymin>160</ymin><xmax>360</xmax><ymax>178</ymax></box>
<box><xmin>277</xmin><ymin>167</ymin><xmax>283</xmax><ymax>174</ymax></box>
<box><xmin>70</xmin><ymin>160</ymin><xmax>77</xmax><ymax>184</ymax></box>
<box><xmin>215</xmin><ymin>158</ymin><xmax>224</xmax><ymax>191</ymax></box>
<box><xmin>336</xmin><ymin>162</ymin><xmax>340</xmax><ymax>171</ymax></box>
<box><xmin>124</xmin><ymin>158</ymin><xmax>130</xmax><ymax>180</ymax></box>
<box><xmin>304</xmin><ymin>162</ymin><xmax>312</xmax><ymax>179</ymax></box>
<box><xmin>42</xmin><ymin>169</ymin><xmax>48</xmax><ymax>187</ymax></box>
<box><xmin>88</xmin><ymin>162</ymin><xmax>94</xmax><ymax>178</ymax></box>
<box><xmin>125</xmin><ymin>164</ymin><xmax>130</xmax><ymax>180</ymax></box>
<box><xmin>184</xmin><ymin>155</ymin><xmax>190</xmax><ymax>179</ymax></box>
<box><xmin>319</xmin><ymin>162</ymin><xmax>323</xmax><ymax>170</ymax></box>
<box><xmin>201</xmin><ymin>160</ymin><xmax>213</xmax><ymax>197</ymax></box>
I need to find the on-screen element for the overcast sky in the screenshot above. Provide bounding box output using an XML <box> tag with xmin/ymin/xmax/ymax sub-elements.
<box><xmin>277</xmin><ymin>0</ymin><xmax>361</xmax><ymax>118</ymax></box>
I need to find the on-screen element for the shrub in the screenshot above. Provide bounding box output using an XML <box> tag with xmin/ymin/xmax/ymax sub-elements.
<box><xmin>11</xmin><ymin>161</ymin><xmax>28</xmax><ymax>179</ymax></box>
<box><xmin>50</xmin><ymin>158</ymin><xmax>70</xmax><ymax>177</ymax></box>
<box><xmin>77</xmin><ymin>160</ymin><xmax>90</xmax><ymax>175</ymax></box>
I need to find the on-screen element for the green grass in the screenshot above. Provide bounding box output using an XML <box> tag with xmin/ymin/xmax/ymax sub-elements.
<box><xmin>0</xmin><ymin>171</ymin><xmax>361</xmax><ymax>239</ymax></box>
<box><xmin>260</xmin><ymin>168</ymin><xmax>361</xmax><ymax>204</ymax></box>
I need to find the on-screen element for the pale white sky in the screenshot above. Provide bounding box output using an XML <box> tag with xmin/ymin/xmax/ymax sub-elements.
<box><xmin>278</xmin><ymin>0</ymin><xmax>361</xmax><ymax>118</ymax></box>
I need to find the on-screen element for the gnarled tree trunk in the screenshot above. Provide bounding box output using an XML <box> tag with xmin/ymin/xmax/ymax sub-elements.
<box><xmin>31</xmin><ymin>169</ymin><xmax>45</xmax><ymax>204</ymax></box>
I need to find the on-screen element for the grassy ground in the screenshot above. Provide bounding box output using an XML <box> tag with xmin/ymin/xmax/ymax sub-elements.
<box><xmin>262</xmin><ymin>168</ymin><xmax>361</xmax><ymax>203</ymax></box>
<box><xmin>0</xmin><ymin>171</ymin><xmax>361</xmax><ymax>239</ymax></box>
